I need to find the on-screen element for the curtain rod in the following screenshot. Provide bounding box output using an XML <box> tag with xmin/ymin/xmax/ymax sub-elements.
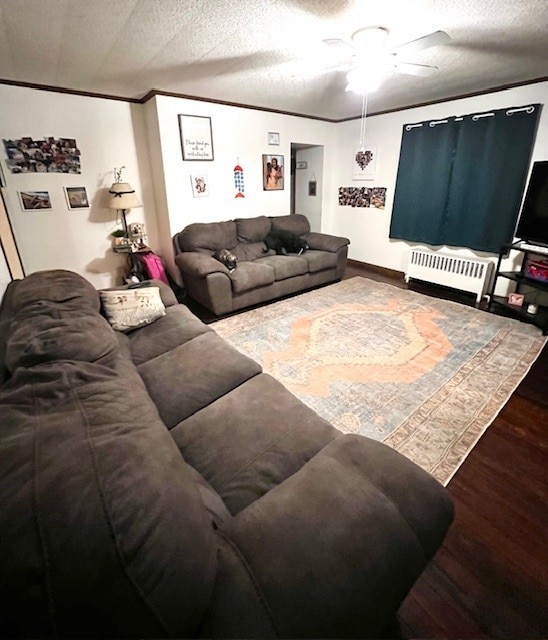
<box><xmin>404</xmin><ymin>104</ymin><xmax>536</xmax><ymax>130</ymax></box>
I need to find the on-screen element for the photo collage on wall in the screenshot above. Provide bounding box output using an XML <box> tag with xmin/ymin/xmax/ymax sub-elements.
<box><xmin>3</xmin><ymin>137</ymin><xmax>81</xmax><ymax>173</ymax></box>
<box><xmin>339</xmin><ymin>186</ymin><xmax>387</xmax><ymax>209</ymax></box>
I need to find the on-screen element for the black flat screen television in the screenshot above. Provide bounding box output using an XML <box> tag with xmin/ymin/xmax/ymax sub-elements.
<box><xmin>515</xmin><ymin>160</ymin><xmax>548</xmax><ymax>247</ymax></box>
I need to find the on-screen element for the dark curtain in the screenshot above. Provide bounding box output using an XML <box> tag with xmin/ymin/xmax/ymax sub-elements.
<box><xmin>389</xmin><ymin>104</ymin><xmax>541</xmax><ymax>253</ymax></box>
<box><xmin>389</xmin><ymin>120</ymin><xmax>458</xmax><ymax>244</ymax></box>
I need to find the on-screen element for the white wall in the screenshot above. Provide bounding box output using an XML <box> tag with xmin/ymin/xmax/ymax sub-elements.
<box><xmin>152</xmin><ymin>95</ymin><xmax>338</xmax><ymax>262</ymax></box>
<box><xmin>0</xmin><ymin>85</ymin><xmax>159</xmax><ymax>288</ymax></box>
<box><xmin>295</xmin><ymin>147</ymin><xmax>324</xmax><ymax>232</ymax></box>
<box><xmin>329</xmin><ymin>81</ymin><xmax>548</xmax><ymax>294</ymax></box>
<box><xmin>1</xmin><ymin>80</ymin><xmax>546</xmax><ymax>295</ymax></box>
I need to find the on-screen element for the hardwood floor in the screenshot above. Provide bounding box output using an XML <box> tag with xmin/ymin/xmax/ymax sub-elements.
<box><xmin>186</xmin><ymin>262</ymin><xmax>547</xmax><ymax>638</ymax></box>
<box><xmin>344</xmin><ymin>261</ymin><xmax>548</xmax><ymax>639</ymax></box>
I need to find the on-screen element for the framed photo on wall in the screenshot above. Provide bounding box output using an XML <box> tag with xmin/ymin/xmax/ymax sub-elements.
<box><xmin>190</xmin><ymin>174</ymin><xmax>209</xmax><ymax>197</ymax></box>
<box><xmin>263</xmin><ymin>154</ymin><xmax>284</xmax><ymax>191</ymax></box>
<box><xmin>179</xmin><ymin>115</ymin><xmax>214</xmax><ymax>161</ymax></box>
<box><xmin>18</xmin><ymin>190</ymin><xmax>52</xmax><ymax>210</ymax></box>
<box><xmin>352</xmin><ymin>146</ymin><xmax>377</xmax><ymax>180</ymax></box>
<box><xmin>64</xmin><ymin>186</ymin><xmax>89</xmax><ymax>209</ymax></box>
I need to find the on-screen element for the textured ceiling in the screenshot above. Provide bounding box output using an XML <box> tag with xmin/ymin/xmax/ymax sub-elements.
<box><xmin>0</xmin><ymin>0</ymin><xmax>547</xmax><ymax>120</ymax></box>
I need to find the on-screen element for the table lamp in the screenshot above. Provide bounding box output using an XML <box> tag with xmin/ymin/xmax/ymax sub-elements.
<box><xmin>108</xmin><ymin>176</ymin><xmax>142</xmax><ymax>236</ymax></box>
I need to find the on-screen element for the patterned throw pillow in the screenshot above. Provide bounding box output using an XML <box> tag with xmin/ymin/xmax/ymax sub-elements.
<box><xmin>99</xmin><ymin>287</ymin><xmax>166</xmax><ymax>332</ymax></box>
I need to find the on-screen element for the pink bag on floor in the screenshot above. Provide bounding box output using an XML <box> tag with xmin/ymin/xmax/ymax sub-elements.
<box><xmin>138</xmin><ymin>252</ymin><xmax>170</xmax><ymax>285</ymax></box>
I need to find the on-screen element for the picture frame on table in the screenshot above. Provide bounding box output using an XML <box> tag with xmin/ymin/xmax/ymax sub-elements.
<box><xmin>179</xmin><ymin>115</ymin><xmax>214</xmax><ymax>161</ymax></box>
<box><xmin>507</xmin><ymin>292</ymin><xmax>525</xmax><ymax>307</ymax></box>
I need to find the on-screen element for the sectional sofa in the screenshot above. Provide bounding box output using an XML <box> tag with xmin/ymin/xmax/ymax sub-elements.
<box><xmin>0</xmin><ymin>269</ymin><xmax>454</xmax><ymax>638</ymax></box>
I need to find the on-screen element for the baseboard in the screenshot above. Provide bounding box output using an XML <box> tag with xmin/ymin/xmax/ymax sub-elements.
<box><xmin>347</xmin><ymin>258</ymin><xmax>405</xmax><ymax>281</ymax></box>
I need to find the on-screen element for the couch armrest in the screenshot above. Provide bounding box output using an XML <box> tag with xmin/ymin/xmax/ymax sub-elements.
<box><xmin>175</xmin><ymin>252</ymin><xmax>229</xmax><ymax>277</ymax></box>
<box><xmin>306</xmin><ymin>232</ymin><xmax>350</xmax><ymax>253</ymax></box>
<box><xmin>210</xmin><ymin>435</ymin><xmax>453</xmax><ymax>639</ymax></box>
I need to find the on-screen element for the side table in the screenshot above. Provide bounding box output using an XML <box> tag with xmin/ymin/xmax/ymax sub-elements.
<box><xmin>112</xmin><ymin>245</ymin><xmax>151</xmax><ymax>282</ymax></box>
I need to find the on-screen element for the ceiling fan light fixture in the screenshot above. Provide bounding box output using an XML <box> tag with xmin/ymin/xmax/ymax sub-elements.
<box><xmin>351</xmin><ymin>26</ymin><xmax>389</xmax><ymax>51</ymax></box>
<box><xmin>345</xmin><ymin>66</ymin><xmax>383</xmax><ymax>94</ymax></box>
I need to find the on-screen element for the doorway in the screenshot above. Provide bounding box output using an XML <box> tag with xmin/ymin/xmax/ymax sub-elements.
<box><xmin>290</xmin><ymin>143</ymin><xmax>324</xmax><ymax>232</ymax></box>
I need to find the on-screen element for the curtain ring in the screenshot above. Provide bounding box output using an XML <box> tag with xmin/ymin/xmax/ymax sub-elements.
<box><xmin>506</xmin><ymin>106</ymin><xmax>535</xmax><ymax>116</ymax></box>
<box><xmin>472</xmin><ymin>113</ymin><xmax>495</xmax><ymax>121</ymax></box>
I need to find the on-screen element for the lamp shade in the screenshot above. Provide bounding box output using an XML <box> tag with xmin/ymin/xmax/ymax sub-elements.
<box><xmin>108</xmin><ymin>182</ymin><xmax>141</xmax><ymax>210</ymax></box>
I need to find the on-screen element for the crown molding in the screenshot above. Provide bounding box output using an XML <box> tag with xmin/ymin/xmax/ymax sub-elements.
<box><xmin>0</xmin><ymin>76</ymin><xmax>546</xmax><ymax>122</ymax></box>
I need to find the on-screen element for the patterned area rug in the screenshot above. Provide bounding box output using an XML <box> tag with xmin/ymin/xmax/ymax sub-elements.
<box><xmin>213</xmin><ymin>277</ymin><xmax>546</xmax><ymax>485</ymax></box>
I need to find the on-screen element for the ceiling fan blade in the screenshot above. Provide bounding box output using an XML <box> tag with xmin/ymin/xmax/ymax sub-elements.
<box><xmin>392</xmin><ymin>30</ymin><xmax>450</xmax><ymax>56</ymax></box>
<box><xmin>392</xmin><ymin>61</ymin><xmax>438</xmax><ymax>77</ymax></box>
<box><xmin>291</xmin><ymin>61</ymin><xmax>355</xmax><ymax>79</ymax></box>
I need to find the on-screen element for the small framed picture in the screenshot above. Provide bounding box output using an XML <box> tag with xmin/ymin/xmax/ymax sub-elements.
<box><xmin>18</xmin><ymin>190</ymin><xmax>52</xmax><ymax>210</ymax></box>
<box><xmin>508</xmin><ymin>292</ymin><xmax>525</xmax><ymax>307</ymax></box>
<box><xmin>64</xmin><ymin>186</ymin><xmax>89</xmax><ymax>209</ymax></box>
<box><xmin>179</xmin><ymin>114</ymin><xmax>214</xmax><ymax>161</ymax></box>
<box><xmin>268</xmin><ymin>132</ymin><xmax>280</xmax><ymax>146</ymax></box>
<box><xmin>353</xmin><ymin>146</ymin><xmax>377</xmax><ymax>180</ymax></box>
<box><xmin>308</xmin><ymin>180</ymin><xmax>317</xmax><ymax>196</ymax></box>
<box><xmin>191</xmin><ymin>174</ymin><xmax>209</xmax><ymax>197</ymax></box>
<box><xmin>263</xmin><ymin>155</ymin><xmax>284</xmax><ymax>191</ymax></box>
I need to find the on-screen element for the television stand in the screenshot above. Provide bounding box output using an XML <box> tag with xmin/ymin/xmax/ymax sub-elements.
<box><xmin>518</xmin><ymin>241</ymin><xmax>548</xmax><ymax>256</ymax></box>
<box><xmin>488</xmin><ymin>242</ymin><xmax>548</xmax><ymax>335</ymax></box>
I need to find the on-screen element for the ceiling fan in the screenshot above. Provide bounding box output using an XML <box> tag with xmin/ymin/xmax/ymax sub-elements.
<box><xmin>320</xmin><ymin>27</ymin><xmax>450</xmax><ymax>92</ymax></box>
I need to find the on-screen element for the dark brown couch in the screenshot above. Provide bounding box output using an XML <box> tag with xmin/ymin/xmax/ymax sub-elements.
<box><xmin>173</xmin><ymin>214</ymin><xmax>350</xmax><ymax>315</ymax></box>
<box><xmin>0</xmin><ymin>269</ymin><xmax>454</xmax><ymax>638</ymax></box>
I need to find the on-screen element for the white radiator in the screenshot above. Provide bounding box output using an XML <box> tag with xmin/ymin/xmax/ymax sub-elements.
<box><xmin>405</xmin><ymin>249</ymin><xmax>493</xmax><ymax>303</ymax></box>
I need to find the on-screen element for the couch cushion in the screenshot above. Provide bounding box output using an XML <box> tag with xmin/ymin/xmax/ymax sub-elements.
<box><xmin>300</xmin><ymin>249</ymin><xmax>338</xmax><ymax>273</ymax></box>
<box><xmin>128</xmin><ymin>305</ymin><xmax>212</xmax><ymax>365</ymax></box>
<box><xmin>0</xmin><ymin>360</ymin><xmax>217</xmax><ymax>638</ymax></box>
<box><xmin>254</xmin><ymin>255</ymin><xmax>308</xmax><ymax>281</ymax></box>
<box><xmin>270</xmin><ymin>214</ymin><xmax>310</xmax><ymax>236</ymax></box>
<box><xmin>4</xmin><ymin>268</ymin><xmax>100</xmax><ymax>316</ymax></box>
<box><xmin>186</xmin><ymin>465</ymin><xmax>231</xmax><ymax>527</ymax></box>
<box><xmin>231</xmin><ymin>241</ymin><xmax>268</xmax><ymax>263</ymax></box>
<box><xmin>307</xmin><ymin>232</ymin><xmax>350</xmax><ymax>253</ymax></box>
<box><xmin>3</xmin><ymin>271</ymin><xmax>119</xmax><ymax>374</ymax></box>
<box><xmin>137</xmin><ymin>331</ymin><xmax>262</xmax><ymax>428</ymax></box>
<box><xmin>5</xmin><ymin>313</ymin><xmax>118</xmax><ymax>373</ymax></box>
<box><xmin>236</xmin><ymin>216</ymin><xmax>271</xmax><ymax>242</ymax></box>
<box><xmin>171</xmin><ymin>373</ymin><xmax>339</xmax><ymax>515</ymax></box>
<box><xmin>177</xmin><ymin>220</ymin><xmax>238</xmax><ymax>254</ymax></box>
<box><xmin>227</xmin><ymin>261</ymin><xmax>275</xmax><ymax>293</ymax></box>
